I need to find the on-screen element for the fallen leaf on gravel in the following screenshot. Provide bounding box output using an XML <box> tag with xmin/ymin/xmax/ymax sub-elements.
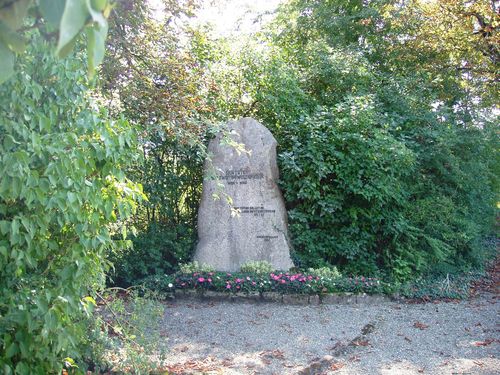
<box><xmin>352</xmin><ymin>339</ymin><xmax>370</xmax><ymax>346</ymax></box>
<box><xmin>330</xmin><ymin>362</ymin><xmax>345</xmax><ymax>371</ymax></box>
<box><xmin>404</xmin><ymin>337</ymin><xmax>412</xmax><ymax>342</ymax></box>
<box><xmin>413</xmin><ymin>321</ymin><xmax>429</xmax><ymax>330</ymax></box>
<box><xmin>349</xmin><ymin>355</ymin><xmax>361</xmax><ymax>362</ymax></box>
<box><xmin>474</xmin><ymin>360</ymin><xmax>484</xmax><ymax>367</ymax></box>
<box><xmin>472</xmin><ymin>338</ymin><xmax>498</xmax><ymax>346</ymax></box>
<box><xmin>164</xmin><ymin>357</ymin><xmax>226</xmax><ymax>374</ymax></box>
<box><xmin>329</xmin><ymin>341</ymin><xmax>344</xmax><ymax>351</ymax></box>
<box><xmin>260</xmin><ymin>349</ymin><xmax>286</xmax><ymax>360</ymax></box>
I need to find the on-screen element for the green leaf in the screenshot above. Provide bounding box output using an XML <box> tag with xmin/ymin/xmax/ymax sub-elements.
<box><xmin>57</xmin><ymin>34</ymin><xmax>79</xmax><ymax>58</ymax></box>
<box><xmin>67</xmin><ymin>191</ymin><xmax>77</xmax><ymax>203</ymax></box>
<box><xmin>82</xmin><ymin>296</ymin><xmax>96</xmax><ymax>306</ymax></box>
<box><xmin>56</xmin><ymin>0</ymin><xmax>89</xmax><ymax>58</ymax></box>
<box><xmin>0</xmin><ymin>41</ymin><xmax>15</xmax><ymax>84</ymax></box>
<box><xmin>39</xmin><ymin>0</ymin><xmax>66</xmax><ymax>26</ymax></box>
<box><xmin>85</xmin><ymin>22</ymin><xmax>107</xmax><ymax>76</ymax></box>
<box><xmin>85</xmin><ymin>0</ymin><xmax>106</xmax><ymax>28</ymax></box>
<box><xmin>5</xmin><ymin>342</ymin><xmax>18</xmax><ymax>358</ymax></box>
<box><xmin>90</xmin><ymin>0</ymin><xmax>107</xmax><ymax>12</ymax></box>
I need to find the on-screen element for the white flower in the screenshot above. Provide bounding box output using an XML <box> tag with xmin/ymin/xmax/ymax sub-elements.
<box><xmin>168</xmin><ymin>283</ymin><xmax>173</xmax><ymax>288</ymax></box>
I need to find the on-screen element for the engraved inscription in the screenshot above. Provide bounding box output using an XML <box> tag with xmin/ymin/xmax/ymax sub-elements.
<box><xmin>219</xmin><ymin>168</ymin><xmax>264</xmax><ymax>185</ymax></box>
<box><xmin>234</xmin><ymin>206</ymin><xmax>276</xmax><ymax>217</ymax></box>
<box><xmin>257</xmin><ymin>235</ymin><xmax>279</xmax><ymax>242</ymax></box>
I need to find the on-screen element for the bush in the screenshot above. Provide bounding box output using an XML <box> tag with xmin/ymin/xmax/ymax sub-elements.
<box><xmin>109</xmin><ymin>223</ymin><xmax>196</xmax><ymax>286</ymax></box>
<box><xmin>82</xmin><ymin>288</ymin><xmax>167</xmax><ymax>373</ymax></box>
<box><xmin>0</xmin><ymin>39</ymin><xmax>142</xmax><ymax>372</ymax></box>
<box><xmin>240</xmin><ymin>260</ymin><xmax>275</xmax><ymax>274</ymax></box>
<box><xmin>92</xmin><ymin>289</ymin><xmax>166</xmax><ymax>374</ymax></box>
<box><xmin>179</xmin><ymin>261</ymin><xmax>215</xmax><ymax>274</ymax></box>
<box><xmin>307</xmin><ymin>266</ymin><xmax>341</xmax><ymax>280</ymax></box>
<box><xmin>279</xmin><ymin>102</ymin><xmax>415</xmax><ymax>275</ymax></box>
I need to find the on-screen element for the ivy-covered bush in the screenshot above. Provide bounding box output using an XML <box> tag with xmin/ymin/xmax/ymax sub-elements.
<box><xmin>0</xmin><ymin>39</ymin><xmax>142</xmax><ymax>372</ymax></box>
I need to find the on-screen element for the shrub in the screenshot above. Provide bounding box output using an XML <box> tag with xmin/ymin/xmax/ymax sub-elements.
<box><xmin>240</xmin><ymin>260</ymin><xmax>275</xmax><ymax>274</ymax></box>
<box><xmin>179</xmin><ymin>261</ymin><xmax>215</xmax><ymax>274</ymax></box>
<box><xmin>307</xmin><ymin>266</ymin><xmax>341</xmax><ymax>280</ymax></box>
<box><xmin>279</xmin><ymin>102</ymin><xmax>415</xmax><ymax>275</ymax></box>
<box><xmin>83</xmin><ymin>288</ymin><xmax>167</xmax><ymax>373</ymax></box>
<box><xmin>0</xmin><ymin>39</ymin><xmax>142</xmax><ymax>372</ymax></box>
<box><xmin>109</xmin><ymin>223</ymin><xmax>196</xmax><ymax>286</ymax></box>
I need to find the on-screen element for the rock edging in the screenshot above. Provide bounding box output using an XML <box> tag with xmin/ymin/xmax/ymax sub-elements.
<box><xmin>168</xmin><ymin>290</ymin><xmax>399</xmax><ymax>305</ymax></box>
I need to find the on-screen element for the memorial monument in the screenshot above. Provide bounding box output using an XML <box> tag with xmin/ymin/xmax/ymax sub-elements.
<box><xmin>194</xmin><ymin>117</ymin><xmax>293</xmax><ymax>271</ymax></box>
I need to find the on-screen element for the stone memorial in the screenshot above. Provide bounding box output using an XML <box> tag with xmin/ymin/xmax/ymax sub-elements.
<box><xmin>194</xmin><ymin>117</ymin><xmax>293</xmax><ymax>271</ymax></box>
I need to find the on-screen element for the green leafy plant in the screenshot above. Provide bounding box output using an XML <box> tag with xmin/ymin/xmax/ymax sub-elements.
<box><xmin>240</xmin><ymin>260</ymin><xmax>275</xmax><ymax>274</ymax></box>
<box><xmin>89</xmin><ymin>288</ymin><xmax>167</xmax><ymax>373</ymax></box>
<box><xmin>179</xmin><ymin>261</ymin><xmax>215</xmax><ymax>274</ymax></box>
<box><xmin>307</xmin><ymin>266</ymin><xmax>341</xmax><ymax>280</ymax></box>
<box><xmin>109</xmin><ymin>223</ymin><xmax>196</xmax><ymax>287</ymax></box>
<box><xmin>0</xmin><ymin>0</ymin><xmax>112</xmax><ymax>84</ymax></box>
<box><xmin>0</xmin><ymin>35</ymin><xmax>143</xmax><ymax>372</ymax></box>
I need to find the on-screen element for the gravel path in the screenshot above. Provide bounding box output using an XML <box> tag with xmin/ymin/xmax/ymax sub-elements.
<box><xmin>160</xmin><ymin>292</ymin><xmax>499</xmax><ymax>374</ymax></box>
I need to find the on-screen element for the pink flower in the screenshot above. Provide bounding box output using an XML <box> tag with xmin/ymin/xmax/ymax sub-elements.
<box><xmin>208</xmin><ymin>272</ymin><xmax>214</xmax><ymax>276</ymax></box>
<box><xmin>207</xmin><ymin>278</ymin><xmax>212</xmax><ymax>283</ymax></box>
<box><xmin>236</xmin><ymin>285</ymin><xmax>240</xmax><ymax>289</ymax></box>
<box><xmin>252</xmin><ymin>282</ymin><xmax>256</xmax><ymax>285</ymax></box>
<box><xmin>235</xmin><ymin>278</ymin><xmax>243</xmax><ymax>283</ymax></box>
<box><xmin>308</xmin><ymin>275</ymin><xmax>313</xmax><ymax>280</ymax></box>
<box><xmin>226</xmin><ymin>284</ymin><xmax>231</xmax><ymax>289</ymax></box>
<box><xmin>198</xmin><ymin>277</ymin><xmax>205</xmax><ymax>282</ymax></box>
<box><xmin>281</xmin><ymin>279</ymin><xmax>286</xmax><ymax>284</ymax></box>
<box><xmin>181</xmin><ymin>282</ymin><xmax>186</xmax><ymax>286</ymax></box>
<box><xmin>193</xmin><ymin>273</ymin><xmax>199</xmax><ymax>276</ymax></box>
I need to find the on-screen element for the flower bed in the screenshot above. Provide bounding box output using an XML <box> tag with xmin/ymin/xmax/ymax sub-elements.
<box><xmin>142</xmin><ymin>271</ymin><xmax>387</xmax><ymax>296</ymax></box>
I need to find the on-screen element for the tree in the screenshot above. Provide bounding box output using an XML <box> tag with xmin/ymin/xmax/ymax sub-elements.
<box><xmin>201</xmin><ymin>0</ymin><xmax>498</xmax><ymax>278</ymax></box>
<box><xmin>100</xmin><ymin>0</ymin><xmax>211</xmax><ymax>284</ymax></box>
<box><xmin>0</xmin><ymin>1</ymin><xmax>146</xmax><ymax>371</ymax></box>
<box><xmin>0</xmin><ymin>0</ymin><xmax>112</xmax><ymax>84</ymax></box>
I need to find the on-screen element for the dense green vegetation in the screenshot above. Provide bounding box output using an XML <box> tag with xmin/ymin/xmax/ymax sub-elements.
<box><xmin>0</xmin><ymin>0</ymin><xmax>498</xmax><ymax>372</ymax></box>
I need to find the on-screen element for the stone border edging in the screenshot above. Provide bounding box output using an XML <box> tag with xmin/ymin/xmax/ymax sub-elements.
<box><xmin>168</xmin><ymin>290</ymin><xmax>400</xmax><ymax>305</ymax></box>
